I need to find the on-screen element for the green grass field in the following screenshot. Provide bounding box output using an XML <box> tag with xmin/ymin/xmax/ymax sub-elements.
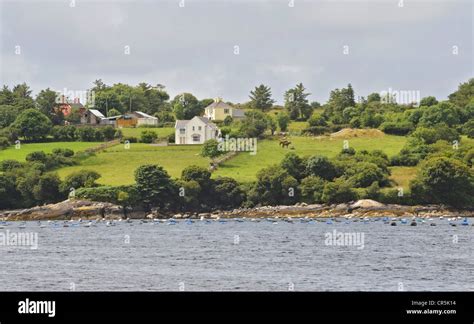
<box><xmin>2</xmin><ymin>130</ymin><xmax>409</xmax><ymax>186</ymax></box>
<box><xmin>120</xmin><ymin>127</ymin><xmax>174</xmax><ymax>139</ymax></box>
<box><xmin>287</xmin><ymin>121</ymin><xmax>308</xmax><ymax>133</ymax></box>
<box><xmin>56</xmin><ymin>143</ymin><xmax>209</xmax><ymax>185</ymax></box>
<box><xmin>389</xmin><ymin>166</ymin><xmax>418</xmax><ymax>190</ymax></box>
<box><xmin>213</xmin><ymin>134</ymin><xmax>407</xmax><ymax>182</ymax></box>
<box><xmin>0</xmin><ymin>142</ymin><xmax>103</xmax><ymax>162</ymax></box>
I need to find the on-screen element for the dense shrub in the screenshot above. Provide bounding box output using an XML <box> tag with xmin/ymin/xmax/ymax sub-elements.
<box><xmin>302</xmin><ymin>126</ymin><xmax>330</xmax><ymax>135</ymax></box>
<box><xmin>249</xmin><ymin>165</ymin><xmax>299</xmax><ymax>206</ymax></box>
<box><xmin>51</xmin><ymin>125</ymin><xmax>77</xmax><ymax>141</ymax></box>
<box><xmin>305</xmin><ymin>155</ymin><xmax>337</xmax><ymax>180</ymax></box>
<box><xmin>11</xmin><ymin>109</ymin><xmax>52</xmax><ymax>141</ymax></box>
<box><xmin>321</xmin><ymin>179</ymin><xmax>358</xmax><ymax>203</ymax></box>
<box><xmin>0</xmin><ymin>159</ymin><xmax>23</xmax><ymax>172</ymax></box>
<box><xmin>101</xmin><ymin>126</ymin><xmax>116</xmax><ymax>141</ymax></box>
<box><xmin>76</xmin><ymin>185</ymin><xmax>140</xmax><ymax>207</ymax></box>
<box><xmin>60</xmin><ymin>170</ymin><xmax>101</xmax><ymax>194</ymax></box>
<box><xmin>0</xmin><ymin>136</ymin><xmax>10</xmax><ymax>150</ymax></box>
<box><xmin>75</xmin><ymin>126</ymin><xmax>98</xmax><ymax>142</ymax></box>
<box><xmin>343</xmin><ymin>162</ymin><xmax>389</xmax><ymax>188</ymax></box>
<box><xmin>409</xmin><ymin>157</ymin><xmax>474</xmax><ymax>208</ymax></box>
<box><xmin>300</xmin><ymin>175</ymin><xmax>325</xmax><ymax>203</ymax></box>
<box><xmin>121</xmin><ymin>136</ymin><xmax>138</xmax><ymax>143</ymax></box>
<box><xmin>379</xmin><ymin>121</ymin><xmax>414</xmax><ymax>135</ymax></box>
<box><xmin>140</xmin><ymin>130</ymin><xmax>158</xmax><ymax>143</ymax></box>
<box><xmin>280</xmin><ymin>152</ymin><xmax>306</xmax><ymax>180</ymax></box>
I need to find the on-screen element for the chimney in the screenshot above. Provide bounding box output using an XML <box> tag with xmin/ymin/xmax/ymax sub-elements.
<box><xmin>214</xmin><ymin>97</ymin><xmax>222</xmax><ymax>103</ymax></box>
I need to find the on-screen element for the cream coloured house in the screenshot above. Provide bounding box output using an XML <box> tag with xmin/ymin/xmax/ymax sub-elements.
<box><xmin>175</xmin><ymin>116</ymin><xmax>220</xmax><ymax>145</ymax></box>
<box><xmin>204</xmin><ymin>98</ymin><xmax>245</xmax><ymax>121</ymax></box>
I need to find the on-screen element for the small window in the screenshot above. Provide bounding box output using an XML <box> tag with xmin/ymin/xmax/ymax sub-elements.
<box><xmin>224</xmin><ymin>109</ymin><xmax>229</xmax><ymax>114</ymax></box>
<box><xmin>198</xmin><ymin>126</ymin><xmax>202</xmax><ymax>131</ymax></box>
<box><xmin>192</xmin><ymin>134</ymin><xmax>201</xmax><ymax>142</ymax></box>
<box><xmin>179</xmin><ymin>128</ymin><xmax>185</xmax><ymax>134</ymax></box>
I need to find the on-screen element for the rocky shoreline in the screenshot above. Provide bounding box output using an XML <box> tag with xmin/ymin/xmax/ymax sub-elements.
<box><xmin>0</xmin><ymin>199</ymin><xmax>472</xmax><ymax>221</ymax></box>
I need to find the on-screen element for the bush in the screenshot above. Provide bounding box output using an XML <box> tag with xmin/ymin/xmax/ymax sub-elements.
<box><xmin>135</xmin><ymin>165</ymin><xmax>177</xmax><ymax>209</ymax></box>
<box><xmin>76</xmin><ymin>126</ymin><xmax>98</xmax><ymax>142</ymax></box>
<box><xmin>60</xmin><ymin>170</ymin><xmax>101</xmax><ymax>194</ymax></box>
<box><xmin>411</xmin><ymin>125</ymin><xmax>460</xmax><ymax>144</ymax></box>
<box><xmin>0</xmin><ymin>174</ymin><xmax>18</xmax><ymax>209</ymax></box>
<box><xmin>26</xmin><ymin>151</ymin><xmax>48</xmax><ymax>164</ymax></box>
<box><xmin>201</xmin><ymin>139</ymin><xmax>223</xmax><ymax>160</ymax></box>
<box><xmin>321</xmin><ymin>179</ymin><xmax>358</xmax><ymax>203</ymax></box>
<box><xmin>0</xmin><ymin>136</ymin><xmax>10</xmax><ymax>150</ymax></box>
<box><xmin>51</xmin><ymin>125</ymin><xmax>77</xmax><ymax>141</ymax></box>
<box><xmin>101</xmin><ymin>126</ymin><xmax>116</xmax><ymax>141</ymax></box>
<box><xmin>305</xmin><ymin>155</ymin><xmax>337</xmax><ymax>180</ymax></box>
<box><xmin>0</xmin><ymin>159</ymin><xmax>23</xmax><ymax>172</ymax></box>
<box><xmin>32</xmin><ymin>173</ymin><xmax>63</xmax><ymax>204</ymax></box>
<box><xmin>462</xmin><ymin>119</ymin><xmax>474</xmax><ymax>138</ymax></box>
<box><xmin>250</xmin><ymin>165</ymin><xmax>299</xmax><ymax>206</ymax></box>
<box><xmin>76</xmin><ymin>185</ymin><xmax>140</xmax><ymax>207</ymax></box>
<box><xmin>276</xmin><ymin>112</ymin><xmax>291</xmax><ymax>131</ymax></box>
<box><xmin>302</xmin><ymin>126</ymin><xmax>330</xmax><ymax>135</ymax></box>
<box><xmin>280</xmin><ymin>152</ymin><xmax>306</xmax><ymax>180</ymax></box>
<box><xmin>140</xmin><ymin>130</ymin><xmax>158</xmax><ymax>143</ymax></box>
<box><xmin>11</xmin><ymin>109</ymin><xmax>52</xmax><ymax>141</ymax></box>
<box><xmin>343</xmin><ymin>162</ymin><xmax>389</xmax><ymax>187</ymax></box>
<box><xmin>308</xmin><ymin>113</ymin><xmax>327</xmax><ymax>127</ymax></box>
<box><xmin>52</xmin><ymin>148</ymin><xmax>74</xmax><ymax>157</ymax></box>
<box><xmin>212</xmin><ymin>177</ymin><xmax>245</xmax><ymax>209</ymax></box>
<box><xmin>379</xmin><ymin>121</ymin><xmax>414</xmax><ymax>135</ymax></box>
<box><xmin>121</xmin><ymin>136</ymin><xmax>138</xmax><ymax>143</ymax></box>
<box><xmin>223</xmin><ymin>115</ymin><xmax>233</xmax><ymax>126</ymax></box>
<box><xmin>300</xmin><ymin>176</ymin><xmax>325</xmax><ymax>203</ymax></box>
<box><xmin>409</xmin><ymin>157</ymin><xmax>474</xmax><ymax>208</ymax></box>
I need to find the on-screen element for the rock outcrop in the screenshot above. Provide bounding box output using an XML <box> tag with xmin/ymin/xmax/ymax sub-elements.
<box><xmin>0</xmin><ymin>199</ymin><xmax>126</xmax><ymax>221</ymax></box>
<box><xmin>0</xmin><ymin>199</ymin><xmax>472</xmax><ymax>221</ymax></box>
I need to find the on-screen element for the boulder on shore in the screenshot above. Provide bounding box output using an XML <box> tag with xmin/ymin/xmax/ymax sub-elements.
<box><xmin>0</xmin><ymin>199</ymin><xmax>125</xmax><ymax>221</ymax></box>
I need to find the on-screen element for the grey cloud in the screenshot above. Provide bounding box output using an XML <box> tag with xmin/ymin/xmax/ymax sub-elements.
<box><xmin>0</xmin><ymin>0</ymin><xmax>472</xmax><ymax>104</ymax></box>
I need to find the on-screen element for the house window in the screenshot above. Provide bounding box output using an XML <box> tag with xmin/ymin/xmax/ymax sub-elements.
<box><xmin>192</xmin><ymin>126</ymin><xmax>195</xmax><ymax>131</ymax></box>
<box><xmin>198</xmin><ymin>126</ymin><xmax>202</xmax><ymax>131</ymax></box>
<box><xmin>192</xmin><ymin>134</ymin><xmax>201</xmax><ymax>142</ymax></box>
<box><xmin>224</xmin><ymin>109</ymin><xmax>229</xmax><ymax>114</ymax></box>
<box><xmin>179</xmin><ymin>128</ymin><xmax>185</xmax><ymax>134</ymax></box>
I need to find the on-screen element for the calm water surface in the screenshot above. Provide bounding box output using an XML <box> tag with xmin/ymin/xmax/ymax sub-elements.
<box><xmin>0</xmin><ymin>218</ymin><xmax>473</xmax><ymax>291</ymax></box>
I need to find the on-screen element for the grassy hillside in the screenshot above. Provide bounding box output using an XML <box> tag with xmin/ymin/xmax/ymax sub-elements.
<box><xmin>56</xmin><ymin>143</ymin><xmax>209</xmax><ymax>185</ymax></box>
<box><xmin>120</xmin><ymin>127</ymin><xmax>175</xmax><ymax>139</ymax></box>
<box><xmin>0</xmin><ymin>142</ymin><xmax>102</xmax><ymax>161</ymax></box>
<box><xmin>213</xmin><ymin>134</ymin><xmax>407</xmax><ymax>182</ymax></box>
<box><xmin>388</xmin><ymin>166</ymin><xmax>418</xmax><ymax>191</ymax></box>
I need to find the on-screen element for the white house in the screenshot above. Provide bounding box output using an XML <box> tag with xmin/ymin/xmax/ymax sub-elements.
<box><xmin>175</xmin><ymin>116</ymin><xmax>219</xmax><ymax>144</ymax></box>
<box><xmin>204</xmin><ymin>97</ymin><xmax>245</xmax><ymax>121</ymax></box>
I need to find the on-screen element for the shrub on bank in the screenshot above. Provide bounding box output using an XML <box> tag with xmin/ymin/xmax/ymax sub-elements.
<box><xmin>0</xmin><ymin>136</ymin><xmax>10</xmax><ymax>150</ymax></box>
<box><xmin>75</xmin><ymin>185</ymin><xmax>140</xmax><ymax>207</ymax></box>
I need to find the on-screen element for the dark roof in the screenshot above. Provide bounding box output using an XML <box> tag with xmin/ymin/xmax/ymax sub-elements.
<box><xmin>204</xmin><ymin>100</ymin><xmax>233</xmax><ymax>110</ymax></box>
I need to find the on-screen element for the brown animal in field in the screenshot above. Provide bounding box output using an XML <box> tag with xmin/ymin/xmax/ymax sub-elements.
<box><xmin>279</xmin><ymin>140</ymin><xmax>292</xmax><ymax>148</ymax></box>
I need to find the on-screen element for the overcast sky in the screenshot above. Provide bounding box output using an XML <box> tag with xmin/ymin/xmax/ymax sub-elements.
<box><xmin>0</xmin><ymin>0</ymin><xmax>472</xmax><ymax>104</ymax></box>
